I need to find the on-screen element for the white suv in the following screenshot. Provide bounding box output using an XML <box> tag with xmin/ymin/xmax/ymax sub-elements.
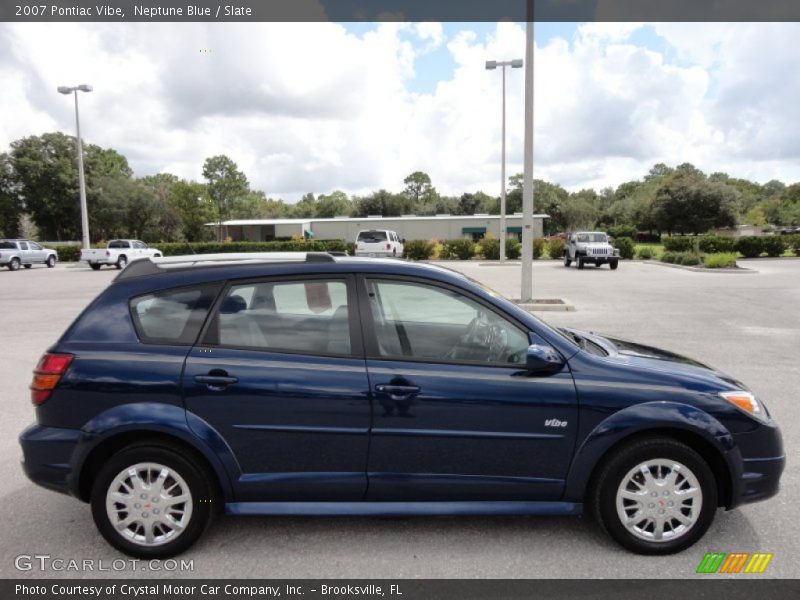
<box><xmin>355</xmin><ymin>230</ymin><xmax>404</xmax><ymax>258</ymax></box>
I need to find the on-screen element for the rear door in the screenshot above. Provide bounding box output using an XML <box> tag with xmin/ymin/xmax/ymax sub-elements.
<box><xmin>359</xmin><ymin>276</ymin><xmax>578</xmax><ymax>501</ymax></box>
<box><xmin>27</xmin><ymin>242</ymin><xmax>46</xmax><ymax>263</ymax></box>
<box><xmin>182</xmin><ymin>275</ymin><xmax>372</xmax><ymax>501</ymax></box>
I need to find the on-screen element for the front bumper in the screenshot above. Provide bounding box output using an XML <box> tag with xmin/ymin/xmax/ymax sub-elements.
<box><xmin>729</xmin><ymin>421</ymin><xmax>785</xmax><ymax>508</ymax></box>
<box><xmin>19</xmin><ymin>423</ymin><xmax>82</xmax><ymax>497</ymax></box>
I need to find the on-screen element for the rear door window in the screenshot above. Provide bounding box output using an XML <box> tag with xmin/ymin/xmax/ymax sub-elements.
<box><xmin>205</xmin><ymin>279</ymin><xmax>353</xmax><ymax>356</ymax></box>
<box><xmin>130</xmin><ymin>285</ymin><xmax>220</xmax><ymax>345</ymax></box>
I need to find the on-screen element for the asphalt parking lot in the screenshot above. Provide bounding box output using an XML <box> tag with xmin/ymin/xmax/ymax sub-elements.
<box><xmin>0</xmin><ymin>259</ymin><xmax>797</xmax><ymax>579</ymax></box>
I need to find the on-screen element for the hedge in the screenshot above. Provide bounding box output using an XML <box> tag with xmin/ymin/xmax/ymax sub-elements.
<box><xmin>614</xmin><ymin>237</ymin><xmax>635</xmax><ymax>259</ymax></box>
<box><xmin>697</xmin><ymin>235</ymin><xmax>736</xmax><ymax>254</ymax></box>
<box><xmin>546</xmin><ymin>237</ymin><xmax>564</xmax><ymax>260</ymax></box>
<box><xmin>734</xmin><ymin>236</ymin><xmax>763</xmax><ymax>258</ymax></box>
<box><xmin>661</xmin><ymin>236</ymin><xmax>695</xmax><ymax>252</ymax></box>
<box><xmin>636</xmin><ymin>246</ymin><xmax>654</xmax><ymax>260</ymax></box>
<box><xmin>440</xmin><ymin>239</ymin><xmax>476</xmax><ymax>260</ymax></box>
<box><xmin>762</xmin><ymin>236</ymin><xmax>786</xmax><ymax>257</ymax></box>
<box><xmin>403</xmin><ymin>239</ymin><xmax>435</xmax><ymax>261</ymax></box>
<box><xmin>533</xmin><ymin>237</ymin><xmax>544</xmax><ymax>259</ymax></box>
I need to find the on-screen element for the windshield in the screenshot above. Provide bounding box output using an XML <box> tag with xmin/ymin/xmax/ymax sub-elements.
<box><xmin>577</xmin><ymin>233</ymin><xmax>608</xmax><ymax>243</ymax></box>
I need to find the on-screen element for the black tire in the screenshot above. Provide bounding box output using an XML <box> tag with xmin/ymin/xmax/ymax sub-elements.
<box><xmin>153</xmin><ymin>253</ymin><xmax>162</xmax><ymax>258</ymax></box>
<box><xmin>116</xmin><ymin>255</ymin><xmax>128</xmax><ymax>270</ymax></box>
<box><xmin>89</xmin><ymin>263</ymin><xmax>102</xmax><ymax>271</ymax></box>
<box><xmin>590</xmin><ymin>437</ymin><xmax>717</xmax><ymax>555</ymax></box>
<box><xmin>46</xmin><ymin>255</ymin><xmax>56</xmax><ymax>268</ymax></box>
<box><xmin>595</xmin><ymin>262</ymin><xmax>602</xmax><ymax>268</ymax></box>
<box><xmin>577</xmin><ymin>257</ymin><xmax>585</xmax><ymax>269</ymax></box>
<box><xmin>610</xmin><ymin>260</ymin><xmax>619</xmax><ymax>270</ymax></box>
<box><xmin>90</xmin><ymin>442</ymin><xmax>218</xmax><ymax>558</ymax></box>
<box><xmin>563</xmin><ymin>253</ymin><xmax>572</xmax><ymax>267</ymax></box>
<box><xmin>8</xmin><ymin>257</ymin><xmax>20</xmax><ymax>271</ymax></box>
<box><xmin>24</xmin><ymin>264</ymin><xmax>32</xmax><ymax>269</ymax></box>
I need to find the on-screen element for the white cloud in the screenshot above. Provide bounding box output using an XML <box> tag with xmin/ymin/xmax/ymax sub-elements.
<box><xmin>1</xmin><ymin>21</ymin><xmax>800</xmax><ymax>203</ymax></box>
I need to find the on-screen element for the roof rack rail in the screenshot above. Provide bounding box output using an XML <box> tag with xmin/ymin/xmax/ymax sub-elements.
<box><xmin>115</xmin><ymin>251</ymin><xmax>338</xmax><ymax>281</ymax></box>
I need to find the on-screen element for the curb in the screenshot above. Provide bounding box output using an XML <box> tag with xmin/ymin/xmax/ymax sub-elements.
<box><xmin>512</xmin><ymin>298</ymin><xmax>575</xmax><ymax>312</ymax></box>
<box><xmin>642</xmin><ymin>260</ymin><xmax>756</xmax><ymax>274</ymax></box>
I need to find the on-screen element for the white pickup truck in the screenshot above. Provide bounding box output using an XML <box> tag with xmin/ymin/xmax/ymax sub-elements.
<box><xmin>80</xmin><ymin>239</ymin><xmax>162</xmax><ymax>270</ymax></box>
<box><xmin>354</xmin><ymin>229</ymin><xmax>404</xmax><ymax>258</ymax></box>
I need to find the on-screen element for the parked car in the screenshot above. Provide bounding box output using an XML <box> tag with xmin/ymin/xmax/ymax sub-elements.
<box><xmin>355</xmin><ymin>229</ymin><xmax>404</xmax><ymax>258</ymax></box>
<box><xmin>20</xmin><ymin>253</ymin><xmax>783</xmax><ymax>558</ymax></box>
<box><xmin>564</xmin><ymin>231</ymin><xmax>619</xmax><ymax>269</ymax></box>
<box><xmin>0</xmin><ymin>239</ymin><xmax>58</xmax><ymax>270</ymax></box>
<box><xmin>80</xmin><ymin>239</ymin><xmax>162</xmax><ymax>270</ymax></box>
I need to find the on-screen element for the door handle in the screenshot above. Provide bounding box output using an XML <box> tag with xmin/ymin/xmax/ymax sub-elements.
<box><xmin>375</xmin><ymin>384</ymin><xmax>420</xmax><ymax>400</ymax></box>
<box><xmin>194</xmin><ymin>371</ymin><xmax>238</xmax><ymax>390</ymax></box>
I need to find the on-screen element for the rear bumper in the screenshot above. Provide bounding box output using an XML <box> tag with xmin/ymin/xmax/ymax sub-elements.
<box><xmin>355</xmin><ymin>251</ymin><xmax>398</xmax><ymax>258</ymax></box>
<box><xmin>19</xmin><ymin>423</ymin><xmax>82</xmax><ymax>497</ymax></box>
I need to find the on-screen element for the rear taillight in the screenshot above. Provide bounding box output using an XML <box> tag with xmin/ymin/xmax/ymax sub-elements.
<box><xmin>385</xmin><ymin>243</ymin><xmax>391</xmax><ymax>250</ymax></box>
<box><xmin>106</xmin><ymin>250</ymin><xmax>111</xmax><ymax>257</ymax></box>
<box><xmin>30</xmin><ymin>353</ymin><xmax>73</xmax><ymax>405</ymax></box>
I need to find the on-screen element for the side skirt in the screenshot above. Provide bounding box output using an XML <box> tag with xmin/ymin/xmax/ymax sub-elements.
<box><xmin>226</xmin><ymin>501</ymin><xmax>583</xmax><ymax>517</ymax></box>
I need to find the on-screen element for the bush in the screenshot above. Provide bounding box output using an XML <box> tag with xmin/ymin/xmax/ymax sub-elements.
<box><xmin>479</xmin><ymin>237</ymin><xmax>500</xmax><ymax>260</ymax></box>
<box><xmin>662</xmin><ymin>236</ymin><xmax>694</xmax><ymax>252</ymax></box>
<box><xmin>403</xmin><ymin>240</ymin><xmax>435</xmax><ymax>261</ymax></box>
<box><xmin>679</xmin><ymin>253</ymin><xmax>701</xmax><ymax>266</ymax></box>
<box><xmin>614</xmin><ymin>237</ymin><xmax>635</xmax><ymax>259</ymax></box>
<box><xmin>546</xmin><ymin>237</ymin><xmax>564</xmax><ymax>260</ymax></box>
<box><xmin>533</xmin><ymin>237</ymin><xmax>545</xmax><ymax>259</ymax></box>
<box><xmin>786</xmin><ymin>234</ymin><xmax>800</xmax><ymax>256</ymax></box>
<box><xmin>761</xmin><ymin>236</ymin><xmax>786</xmax><ymax>257</ymax></box>
<box><xmin>608</xmin><ymin>224</ymin><xmax>637</xmax><ymax>239</ymax></box>
<box><xmin>660</xmin><ymin>251</ymin><xmax>678</xmax><ymax>264</ymax></box>
<box><xmin>734</xmin><ymin>236</ymin><xmax>764</xmax><ymax>258</ymax></box>
<box><xmin>636</xmin><ymin>246</ymin><xmax>654</xmax><ymax>260</ymax></box>
<box><xmin>697</xmin><ymin>234</ymin><xmax>736</xmax><ymax>254</ymax></box>
<box><xmin>54</xmin><ymin>245</ymin><xmax>82</xmax><ymax>262</ymax></box>
<box><xmin>506</xmin><ymin>238</ymin><xmax>521</xmax><ymax>260</ymax></box>
<box><xmin>440</xmin><ymin>239</ymin><xmax>476</xmax><ymax>260</ymax></box>
<box><xmin>703</xmin><ymin>253</ymin><xmax>738</xmax><ymax>268</ymax></box>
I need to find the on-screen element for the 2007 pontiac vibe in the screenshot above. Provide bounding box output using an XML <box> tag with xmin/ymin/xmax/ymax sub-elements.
<box><xmin>19</xmin><ymin>253</ymin><xmax>784</xmax><ymax>557</ymax></box>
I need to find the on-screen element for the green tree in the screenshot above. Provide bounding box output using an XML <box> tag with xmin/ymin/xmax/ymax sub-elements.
<box><xmin>202</xmin><ymin>155</ymin><xmax>249</xmax><ymax>240</ymax></box>
<box><xmin>292</xmin><ymin>192</ymin><xmax>318</xmax><ymax>218</ymax></box>
<box><xmin>0</xmin><ymin>153</ymin><xmax>22</xmax><ymax>237</ymax></box>
<box><xmin>315</xmin><ymin>190</ymin><xmax>352</xmax><ymax>218</ymax></box>
<box><xmin>170</xmin><ymin>180</ymin><xmax>215</xmax><ymax>242</ymax></box>
<box><xmin>743</xmin><ymin>205</ymin><xmax>767</xmax><ymax>226</ymax></box>
<box><xmin>562</xmin><ymin>189</ymin><xmax>599</xmax><ymax>230</ymax></box>
<box><xmin>652</xmin><ymin>174</ymin><xmax>737</xmax><ymax>234</ymax></box>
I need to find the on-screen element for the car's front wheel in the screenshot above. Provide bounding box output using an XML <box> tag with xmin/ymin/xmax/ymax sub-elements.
<box><xmin>90</xmin><ymin>443</ymin><xmax>217</xmax><ymax>558</ymax></box>
<box><xmin>610</xmin><ymin>260</ymin><xmax>619</xmax><ymax>270</ymax></box>
<box><xmin>591</xmin><ymin>437</ymin><xmax>717</xmax><ymax>555</ymax></box>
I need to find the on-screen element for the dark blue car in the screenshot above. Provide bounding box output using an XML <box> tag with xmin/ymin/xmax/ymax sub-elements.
<box><xmin>20</xmin><ymin>253</ymin><xmax>784</xmax><ymax>557</ymax></box>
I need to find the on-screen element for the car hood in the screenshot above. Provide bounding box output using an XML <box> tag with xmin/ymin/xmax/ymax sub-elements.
<box><xmin>563</xmin><ymin>328</ymin><xmax>746</xmax><ymax>390</ymax></box>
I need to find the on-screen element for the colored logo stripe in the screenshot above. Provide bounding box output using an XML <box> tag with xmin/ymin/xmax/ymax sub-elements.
<box><xmin>697</xmin><ymin>552</ymin><xmax>773</xmax><ymax>574</ymax></box>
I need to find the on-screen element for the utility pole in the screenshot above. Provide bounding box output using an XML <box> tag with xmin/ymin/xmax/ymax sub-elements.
<box><xmin>520</xmin><ymin>5</ymin><xmax>535</xmax><ymax>301</ymax></box>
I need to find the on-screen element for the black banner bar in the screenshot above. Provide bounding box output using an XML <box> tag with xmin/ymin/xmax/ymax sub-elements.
<box><xmin>4</xmin><ymin>0</ymin><xmax>800</xmax><ymax>23</ymax></box>
<box><xmin>3</xmin><ymin>580</ymin><xmax>800</xmax><ymax>600</ymax></box>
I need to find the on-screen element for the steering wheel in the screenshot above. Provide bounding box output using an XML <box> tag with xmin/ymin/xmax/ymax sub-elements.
<box><xmin>445</xmin><ymin>311</ymin><xmax>508</xmax><ymax>362</ymax></box>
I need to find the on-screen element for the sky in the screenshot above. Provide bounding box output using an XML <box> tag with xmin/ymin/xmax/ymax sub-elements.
<box><xmin>1</xmin><ymin>21</ymin><xmax>800</xmax><ymax>202</ymax></box>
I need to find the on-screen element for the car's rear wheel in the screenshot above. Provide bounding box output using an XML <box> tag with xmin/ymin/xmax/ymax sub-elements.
<box><xmin>563</xmin><ymin>253</ymin><xmax>572</xmax><ymax>267</ymax></box>
<box><xmin>46</xmin><ymin>255</ymin><xmax>56</xmax><ymax>268</ymax></box>
<box><xmin>91</xmin><ymin>443</ymin><xmax>217</xmax><ymax>558</ymax></box>
<box><xmin>89</xmin><ymin>263</ymin><xmax>102</xmax><ymax>271</ymax></box>
<box><xmin>8</xmin><ymin>258</ymin><xmax>20</xmax><ymax>271</ymax></box>
<box><xmin>116</xmin><ymin>255</ymin><xmax>128</xmax><ymax>270</ymax></box>
<box><xmin>591</xmin><ymin>437</ymin><xmax>717</xmax><ymax>555</ymax></box>
<box><xmin>24</xmin><ymin>264</ymin><xmax>32</xmax><ymax>269</ymax></box>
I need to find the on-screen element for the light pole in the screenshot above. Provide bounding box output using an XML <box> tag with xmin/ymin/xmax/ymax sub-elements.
<box><xmin>58</xmin><ymin>84</ymin><xmax>93</xmax><ymax>249</ymax></box>
<box><xmin>521</xmin><ymin>16</ymin><xmax>535</xmax><ymax>301</ymax></box>
<box><xmin>486</xmin><ymin>58</ymin><xmax>522</xmax><ymax>261</ymax></box>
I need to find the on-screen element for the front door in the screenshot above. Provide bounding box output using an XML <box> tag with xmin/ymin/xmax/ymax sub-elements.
<box><xmin>183</xmin><ymin>275</ymin><xmax>371</xmax><ymax>501</ymax></box>
<box><xmin>360</xmin><ymin>277</ymin><xmax>578</xmax><ymax>501</ymax></box>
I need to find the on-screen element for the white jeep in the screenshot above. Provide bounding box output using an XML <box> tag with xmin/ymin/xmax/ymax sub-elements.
<box><xmin>564</xmin><ymin>231</ymin><xmax>619</xmax><ymax>270</ymax></box>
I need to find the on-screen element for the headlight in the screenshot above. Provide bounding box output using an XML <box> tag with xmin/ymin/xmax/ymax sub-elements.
<box><xmin>719</xmin><ymin>390</ymin><xmax>769</xmax><ymax>422</ymax></box>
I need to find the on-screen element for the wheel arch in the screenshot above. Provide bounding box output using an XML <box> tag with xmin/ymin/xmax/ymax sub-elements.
<box><xmin>565</xmin><ymin>403</ymin><xmax>740</xmax><ymax>509</ymax></box>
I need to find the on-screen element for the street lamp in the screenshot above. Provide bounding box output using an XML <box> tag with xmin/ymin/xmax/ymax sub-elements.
<box><xmin>486</xmin><ymin>59</ymin><xmax>522</xmax><ymax>261</ymax></box>
<box><xmin>58</xmin><ymin>84</ymin><xmax>93</xmax><ymax>249</ymax></box>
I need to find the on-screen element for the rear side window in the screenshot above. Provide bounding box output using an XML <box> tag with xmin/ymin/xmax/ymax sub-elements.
<box><xmin>130</xmin><ymin>285</ymin><xmax>219</xmax><ymax>345</ymax></box>
<box><xmin>0</xmin><ymin>242</ymin><xmax>16</xmax><ymax>249</ymax></box>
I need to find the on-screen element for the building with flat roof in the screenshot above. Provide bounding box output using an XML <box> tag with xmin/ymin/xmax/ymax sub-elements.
<box><xmin>210</xmin><ymin>214</ymin><xmax>550</xmax><ymax>242</ymax></box>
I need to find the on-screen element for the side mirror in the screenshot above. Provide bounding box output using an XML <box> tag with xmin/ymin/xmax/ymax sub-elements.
<box><xmin>525</xmin><ymin>344</ymin><xmax>565</xmax><ymax>374</ymax></box>
<box><xmin>401</xmin><ymin>238</ymin><xmax>406</xmax><ymax>244</ymax></box>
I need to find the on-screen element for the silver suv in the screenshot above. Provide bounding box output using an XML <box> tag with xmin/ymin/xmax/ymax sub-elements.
<box><xmin>564</xmin><ymin>232</ymin><xmax>619</xmax><ymax>270</ymax></box>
